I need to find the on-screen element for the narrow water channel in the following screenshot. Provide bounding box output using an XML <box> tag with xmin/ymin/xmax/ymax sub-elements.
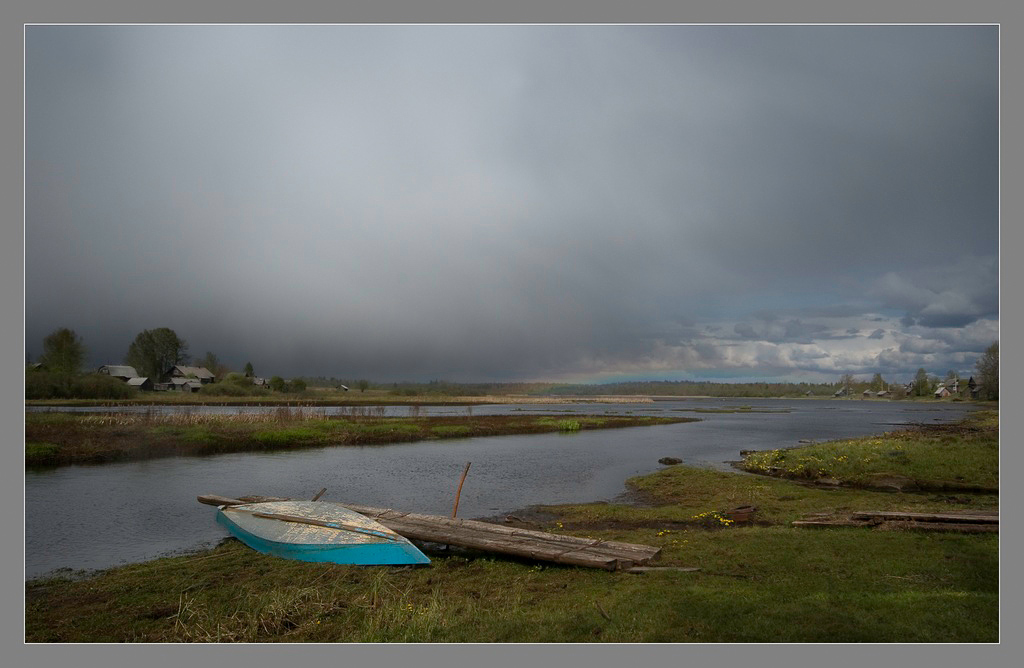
<box><xmin>25</xmin><ymin>399</ymin><xmax>976</xmax><ymax>579</ymax></box>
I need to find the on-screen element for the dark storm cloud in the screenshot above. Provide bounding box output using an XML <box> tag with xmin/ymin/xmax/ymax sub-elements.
<box><xmin>870</xmin><ymin>256</ymin><xmax>998</xmax><ymax>330</ymax></box>
<box><xmin>25</xmin><ymin>25</ymin><xmax>998</xmax><ymax>382</ymax></box>
<box><xmin>732</xmin><ymin>319</ymin><xmax>830</xmax><ymax>344</ymax></box>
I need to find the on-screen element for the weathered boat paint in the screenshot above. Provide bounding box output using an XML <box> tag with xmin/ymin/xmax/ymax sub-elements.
<box><xmin>215</xmin><ymin>500</ymin><xmax>430</xmax><ymax>565</ymax></box>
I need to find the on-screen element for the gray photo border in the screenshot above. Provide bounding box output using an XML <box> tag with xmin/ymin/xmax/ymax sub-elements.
<box><xmin>5</xmin><ymin>1</ymin><xmax>1017</xmax><ymax>667</ymax></box>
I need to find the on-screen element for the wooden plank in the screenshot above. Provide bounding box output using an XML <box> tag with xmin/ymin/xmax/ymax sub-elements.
<box><xmin>357</xmin><ymin>517</ymin><xmax>632</xmax><ymax>570</ymax></box>
<box><xmin>344</xmin><ymin>504</ymin><xmax>661</xmax><ymax>562</ymax></box>
<box><xmin>384</xmin><ymin>515</ymin><xmax>659</xmax><ymax>560</ymax></box>
<box><xmin>348</xmin><ymin>504</ymin><xmax>659</xmax><ymax>557</ymax></box>
<box><xmin>342</xmin><ymin>505</ymin><xmax>659</xmax><ymax>570</ymax></box>
<box><xmin>793</xmin><ymin>519</ymin><xmax>998</xmax><ymax>533</ymax></box>
<box><xmin>197</xmin><ymin>494</ymin><xmax>245</xmax><ymax>507</ymax></box>
<box><xmin>877</xmin><ymin>521</ymin><xmax>998</xmax><ymax>534</ymax></box>
<box><xmin>850</xmin><ymin>511</ymin><xmax>998</xmax><ymax>524</ymax></box>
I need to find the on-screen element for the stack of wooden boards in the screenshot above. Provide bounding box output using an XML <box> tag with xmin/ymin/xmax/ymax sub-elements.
<box><xmin>793</xmin><ymin>510</ymin><xmax>998</xmax><ymax>533</ymax></box>
<box><xmin>342</xmin><ymin>503</ymin><xmax>661</xmax><ymax>572</ymax></box>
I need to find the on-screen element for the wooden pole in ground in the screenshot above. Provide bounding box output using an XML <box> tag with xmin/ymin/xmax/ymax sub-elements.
<box><xmin>452</xmin><ymin>462</ymin><xmax>472</xmax><ymax>518</ymax></box>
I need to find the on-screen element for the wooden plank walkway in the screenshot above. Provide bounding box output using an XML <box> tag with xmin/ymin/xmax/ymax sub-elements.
<box><xmin>793</xmin><ymin>510</ymin><xmax>998</xmax><ymax>533</ymax></box>
<box><xmin>199</xmin><ymin>495</ymin><xmax>661</xmax><ymax>571</ymax></box>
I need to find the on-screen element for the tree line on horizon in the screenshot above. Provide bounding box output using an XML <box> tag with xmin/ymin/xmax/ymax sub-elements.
<box><xmin>26</xmin><ymin>326</ymin><xmax>999</xmax><ymax>402</ymax></box>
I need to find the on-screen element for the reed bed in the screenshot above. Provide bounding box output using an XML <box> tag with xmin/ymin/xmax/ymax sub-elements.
<box><xmin>76</xmin><ymin>406</ymin><xmax>335</xmax><ymax>427</ymax></box>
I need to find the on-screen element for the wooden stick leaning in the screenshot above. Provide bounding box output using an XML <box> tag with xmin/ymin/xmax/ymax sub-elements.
<box><xmin>452</xmin><ymin>462</ymin><xmax>471</xmax><ymax>519</ymax></box>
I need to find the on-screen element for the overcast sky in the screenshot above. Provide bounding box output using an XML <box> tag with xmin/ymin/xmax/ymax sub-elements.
<box><xmin>25</xmin><ymin>25</ymin><xmax>998</xmax><ymax>383</ymax></box>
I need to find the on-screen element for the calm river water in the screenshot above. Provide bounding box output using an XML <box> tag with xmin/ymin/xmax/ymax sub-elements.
<box><xmin>25</xmin><ymin>398</ymin><xmax>977</xmax><ymax>579</ymax></box>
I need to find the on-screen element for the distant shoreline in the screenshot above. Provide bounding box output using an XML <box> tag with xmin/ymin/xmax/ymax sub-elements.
<box><xmin>26</xmin><ymin>393</ymin><xmax>987</xmax><ymax>408</ymax></box>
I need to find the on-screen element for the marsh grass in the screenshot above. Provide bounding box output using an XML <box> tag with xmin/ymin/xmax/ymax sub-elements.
<box><xmin>431</xmin><ymin>425</ymin><xmax>473</xmax><ymax>438</ymax></box>
<box><xmin>26</xmin><ymin>517</ymin><xmax>998</xmax><ymax>642</ymax></box>
<box><xmin>25</xmin><ymin>442</ymin><xmax>61</xmax><ymax>462</ymax></box>
<box><xmin>25</xmin><ymin>412</ymin><xmax>695</xmax><ymax>466</ymax></box>
<box><xmin>738</xmin><ymin>412</ymin><xmax>998</xmax><ymax>491</ymax></box>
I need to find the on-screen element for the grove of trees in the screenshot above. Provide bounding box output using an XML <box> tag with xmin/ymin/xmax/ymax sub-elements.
<box><xmin>124</xmin><ymin>328</ymin><xmax>189</xmax><ymax>379</ymax></box>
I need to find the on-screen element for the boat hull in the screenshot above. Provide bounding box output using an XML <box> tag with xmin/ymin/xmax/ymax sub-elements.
<box><xmin>215</xmin><ymin>500</ymin><xmax>430</xmax><ymax>565</ymax></box>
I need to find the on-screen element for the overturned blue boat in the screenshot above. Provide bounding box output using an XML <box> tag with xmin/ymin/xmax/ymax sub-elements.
<box><xmin>214</xmin><ymin>499</ymin><xmax>431</xmax><ymax>566</ymax></box>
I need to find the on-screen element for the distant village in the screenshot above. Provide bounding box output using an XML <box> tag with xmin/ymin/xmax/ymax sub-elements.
<box><xmin>92</xmin><ymin>364</ymin><xmax>266</xmax><ymax>393</ymax></box>
<box><xmin>831</xmin><ymin>376</ymin><xmax>984</xmax><ymax>400</ymax></box>
<box><xmin>78</xmin><ymin>363</ymin><xmax>983</xmax><ymax>400</ymax></box>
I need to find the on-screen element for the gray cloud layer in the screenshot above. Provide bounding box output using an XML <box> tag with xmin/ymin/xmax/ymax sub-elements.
<box><xmin>26</xmin><ymin>26</ymin><xmax>998</xmax><ymax>382</ymax></box>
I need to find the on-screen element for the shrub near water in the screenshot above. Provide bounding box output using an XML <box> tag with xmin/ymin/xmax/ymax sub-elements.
<box><xmin>199</xmin><ymin>373</ymin><xmax>271</xmax><ymax>397</ymax></box>
<box><xmin>536</xmin><ymin>417</ymin><xmax>585</xmax><ymax>432</ymax></box>
<box><xmin>26</xmin><ymin>371</ymin><xmax>138</xmax><ymax>400</ymax></box>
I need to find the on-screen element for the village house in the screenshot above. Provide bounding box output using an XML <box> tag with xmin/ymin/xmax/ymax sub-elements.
<box><xmin>168</xmin><ymin>377</ymin><xmax>202</xmax><ymax>392</ymax></box>
<box><xmin>97</xmin><ymin>365</ymin><xmax>140</xmax><ymax>381</ymax></box>
<box><xmin>934</xmin><ymin>378</ymin><xmax>961</xmax><ymax>398</ymax></box>
<box><xmin>967</xmin><ymin>376</ymin><xmax>983</xmax><ymax>399</ymax></box>
<box><xmin>97</xmin><ymin>364</ymin><xmax>152</xmax><ymax>390</ymax></box>
<box><xmin>126</xmin><ymin>377</ymin><xmax>153</xmax><ymax>391</ymax></box>
<box><xmin>161</xmin><ymin>365</ymin><xmax>216</xmax><ymax>384</ymax></box>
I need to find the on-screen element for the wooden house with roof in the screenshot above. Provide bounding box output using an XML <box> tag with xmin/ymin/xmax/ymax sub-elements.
<box><xmin>127</xmin><ymin>377</ymin><xmax>153</xmax><ymax>391</ymax></box>
<box><xmin>934</xmin><ymin>378</ymin><xmax>963</xmax><ymax>398</ymax></box>
<box><xmin>98</xmin><ymin>365</ymin><xmax>141</xmax><ymax>381</ymax></box>
<box><xmin>161</xmin><ymin>365</ymin><xmax>216</xmax><ymax>384</ymax></box>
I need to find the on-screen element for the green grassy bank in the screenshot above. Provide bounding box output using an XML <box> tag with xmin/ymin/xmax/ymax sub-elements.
<box><xmin>736</xmin><ymin>409</ymin><xmax>998</xmax><ymax>493</ymax></box>
<box><xmin>25</xmin><ymin>411</ymin><xmax>696</xmax><ymax>467</ymax></box>
<box><xmin>25</xmin><ymin>411</ymin><xmax>998</xmax><ymax>642</ymax></box>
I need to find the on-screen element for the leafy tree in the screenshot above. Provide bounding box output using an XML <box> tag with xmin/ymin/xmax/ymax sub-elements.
<box><xmin>125</xmin><ymin>328</ymin><xmax>189</xmax><ymax>379</ymax></box>
<box><xmin>870</xmin><ymin>373</ymin><xmax>886</xmax><ymax>392</ymax></box>
<box><xmin>39</xmin><ymin>327</ymin><xmax>86</xmax><ymax>378</ymax></box>
<box><xmin>975</xmin><ymin>341</ymin><xmax>998</xmax><ymax>400</ymax></box>
<box><xmin>913</xmin><ymin>368</ymin><xmax>931</xmax><ymax>397</ymax></box>
<box><xmin>838</xmin><ymin>373</ymin><xmax>855</xmax><ymax>396</ymax></box>
<box><xmin>269</xmin><ymin>376</ymin><xmax>285</xmax><ymax>392</ymax></box>
<box><xmin>244</xmin><ymin>362</ymin><xmax>254</xmax><ymax>377</ymax></box>
<box><xmin>198</xmin><ymin>351</ymin><xmax>227</xmax><ymax>379</ymax></box>
<box><xmin>289</xmin><ymin>378</ymin><xmax>307</xmax><ymax>393</ymax></box>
